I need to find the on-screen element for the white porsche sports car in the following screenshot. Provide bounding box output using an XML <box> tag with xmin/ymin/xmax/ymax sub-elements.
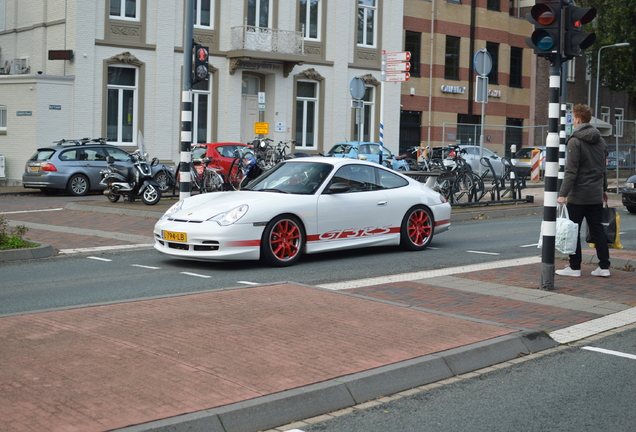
<box><xmin>154</xmin><ymin>157</ymin><xmax>451</xmax><ymax>267</ymax></box>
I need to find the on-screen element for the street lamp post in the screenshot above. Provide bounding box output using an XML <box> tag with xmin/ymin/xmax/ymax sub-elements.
<box><xmin>594</xmin><ymin>42</ymin><xmax>630</xmax><ymax>192</ymax></box>
<box><xmin>594</xmin><ymin>43</ymin><xmax>630</xmax><ymax>128</ymax></box>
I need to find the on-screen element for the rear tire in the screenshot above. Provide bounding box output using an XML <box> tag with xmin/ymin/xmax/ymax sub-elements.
<box><xmin>141</xmin><ymin>184</ymin><xmax>161</xmax><ymax>205</ymax></box>
<box><xmin>260</xmin><ymin>215</ymin><xmax>304</xmax><ymax>267</ymax></box>
<box><xmin>107</xmin><ymin>193</ymin><xmax>121</xmax><ymax>203</ymax></box>
<box><xmin>400</xmin><ymin>205</ymin><xmax>434</xmax><ymax>251</ymax></box>
<box><xmin>627</xmin><ymin>206</ymin><xmax>636</xmax><ymax>214</ymax></box>
<box><xmin>67</xmin><ymin>174</ymin><xmax>89</xmax><ymax>196</ymax></box>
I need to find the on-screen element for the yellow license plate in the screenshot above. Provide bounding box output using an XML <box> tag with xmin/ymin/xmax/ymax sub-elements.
<box><xmin>520</xmin><ymin>158</ymin><xmax>530</xmax><ymax>162</ymax></box>
<box><xmin>29</xmin><ymin>166</ymin><xmax>39</xmax><ymax>172</ymax></box>
<box><xmin>163</xmin><ymin>230</ymin><xmax>187</xmax><ymax>242</ymax></box>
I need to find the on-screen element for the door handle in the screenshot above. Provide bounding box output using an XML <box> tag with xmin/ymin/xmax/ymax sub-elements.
<box><xmin>377</xmin><ymin>201</ymin><xmax>388</xmax><ymax>206</ymax></box>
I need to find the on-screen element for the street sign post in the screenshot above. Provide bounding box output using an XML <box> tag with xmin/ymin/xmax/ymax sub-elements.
<box><xmin>385</xmin><ymin>51</ymin><xmax>411</xmax><ymax>62</ymax></box>
<box><xmin>384</xmin><ymin>72</ymin><xmax>410</xmax><ymax>82</ymax></box>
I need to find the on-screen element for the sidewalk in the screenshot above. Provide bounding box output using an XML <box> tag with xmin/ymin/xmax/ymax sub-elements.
<box><xmin>1</xmin><ymin>186</ymin><xmax>635</xmax><ymax>432</ymax></box>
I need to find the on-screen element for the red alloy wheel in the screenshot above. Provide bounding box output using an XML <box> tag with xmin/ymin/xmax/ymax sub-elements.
<box><xmin>408</xmin><ymin>209</ymin><xmax>432</xmax><ymax>246</ymax></box>
<box><xmin>269</xmin><ymin>219</ymin><xmax>301</xmax><ymax>261</ymax></box>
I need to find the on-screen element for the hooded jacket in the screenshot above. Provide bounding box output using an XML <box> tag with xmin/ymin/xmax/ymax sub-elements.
<box><xmin>559</xmin><ymin>123</ymin><xmax>608</xmax><ymax>205</ymax></box>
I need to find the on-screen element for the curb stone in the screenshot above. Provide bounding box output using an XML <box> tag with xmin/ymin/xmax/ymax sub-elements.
<box><xmin>0</xmin><ymin>243</ymin><xmax>57</xmax><ymax>262</ymax></box>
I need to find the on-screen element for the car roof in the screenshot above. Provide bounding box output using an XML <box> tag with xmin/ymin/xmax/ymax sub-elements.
<box><xmin>197</xmin><ymin>142</ymin><xmax>250</xmax><ymax>147</ymax></box>
<box><xmin>285</xmin><ymin>155</ymin><xmax>388</xmax><ymax>169</ymax></box>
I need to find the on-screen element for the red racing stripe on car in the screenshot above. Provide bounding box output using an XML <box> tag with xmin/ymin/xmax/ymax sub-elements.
<box><xmin>435</xmin><ymin>219</ymin><xmax>450</xmax><ymax>226</ymax></box>
<box><xmin>226</xmin><ymin>240</ymin><xmax>261</xmax><ymax>247</ymax></box>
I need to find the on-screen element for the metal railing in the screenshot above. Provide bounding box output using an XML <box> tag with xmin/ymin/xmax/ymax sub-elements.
<box><xmin>230</xmin><ymin>25</ymin><xmax>304</xmax><ymax>55</ymax></box>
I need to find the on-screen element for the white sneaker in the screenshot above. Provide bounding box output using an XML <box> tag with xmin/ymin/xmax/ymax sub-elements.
<box><xmin>591</xmin><ymin>267</ymin><xmax>610</xmax><ymax>277</ymax></box>
<box><xmin>555</xmin><ymin>266</ymin><xmax>581</xmax><ymax>277</ymax></box>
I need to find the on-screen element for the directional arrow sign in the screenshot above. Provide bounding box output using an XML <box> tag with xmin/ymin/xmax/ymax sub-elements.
<box><xmin>384</xmin><ymin>72</ymin><xmax>410</xmax><ymax>82</ymax></box>
<box><xmin>385</xmin><ymin>51</ymin><xmax>411</xmax><ymax>62</ymax></box>
<box><xmin>385</xmin><ymin>62</ymin><xmax>411</xmax><ymax>72</ymax></box>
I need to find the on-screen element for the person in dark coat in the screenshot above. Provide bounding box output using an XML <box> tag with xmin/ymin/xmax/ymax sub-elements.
<box><xmin>556</xmin><ymin>104</ymin><xmax>610</xmax><ymax>277</ymax></box>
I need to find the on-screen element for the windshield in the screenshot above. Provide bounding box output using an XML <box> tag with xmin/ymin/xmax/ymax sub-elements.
<box><xmin>243</xmin><ymin>161</ymin><xmax>333</xmax><ymax>194</ymax></box>
<box><xmin>31</xmin><ymin>149</ymin><xmax>55</xmax><ymax>161</ymax></box>
<box><xmin>327</xmin><ymin>144</ymin><xmax>354</xmax><ymax>155</ymax></box>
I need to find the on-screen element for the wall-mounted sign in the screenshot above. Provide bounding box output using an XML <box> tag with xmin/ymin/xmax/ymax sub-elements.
<box><xmin>441</xmin><ymin>85</ymin><xmax>466</xmax><ymax>94</ymax></box>
<box><xmin>254</xmin><ymin>122</ymin><xmax>269</xmax><ymax>135</ymax></box>
<box><xmin>275</xmin><ymin>122</ymin><xmax>286</xmax><ymax>132</ymax></box>
<box><xmin>49</xmin><ymin>105</ymin><xmax>62</xmax><ymax>110</ymax></box>
<box><xmin>237</xmin><ymin>60</ymin><xmax>282</xmax><ymax>72</ymax></box>
<box><xmin>16</xmin><ymin>111</ymin><xmax>32</xmax><ymax>116</ymax></box>
<box><xmin>488</xmin><ymin>89</ymin><xmax>501</xmax><ymax>98</ymax></box>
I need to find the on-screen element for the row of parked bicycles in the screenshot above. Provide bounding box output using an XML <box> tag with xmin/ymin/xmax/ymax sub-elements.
<box><xmin>397</xmin><ymin>144</ymin><xmax>529</xmax><ymax>205</ymax></box>
<box><xmin>157</xmin><ymin>138</ymin><xmax>297</xmax><ymax>195</ymax></box>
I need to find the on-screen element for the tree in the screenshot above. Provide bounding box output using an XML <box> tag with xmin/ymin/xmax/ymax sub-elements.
<box><xmin>581</xmin><ymin>0</ymin><xmax>636</xmax><ymax>100</ymax></box>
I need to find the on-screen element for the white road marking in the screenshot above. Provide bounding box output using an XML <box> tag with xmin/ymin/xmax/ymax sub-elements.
<box><xmin>520</xmin><ymin>243</ymin><xmax>539</xmax><ymax>248</ymax></box>
<box><xmin>582</xmin><ymin>346</ymin><xmax>636</xmax><ymax>361</ymax></box>
<box><xmin>466</xmin><ymin>250</ymin><xmax>500</xmax><ymax>255</ymax></box>
<box><xmin>59</xmin><ymin>244</ymin><xmax>153</xmax><ymax>254</ymax></box>
<box><xmin>131</xmin><ymin>264</ymin><xmax>161</xmax><ymax>270</ymax></box>
<box><xmin>550</xmin><ymin>308</ymin><xmax>636</xmax><ymax>343</ymax></box>
<box><xmin>318</xmin><ymin>256</ymin><xmax>541</xmax><ymax>290</ymax></box>
<box><xmin>237</xmin><ymin>281</ymin><xmax>260</xmax><ymax>285</ymax></box>
<box><xmin>180</xmin><ymin>272</ymin><xmax>211</xmax><ymax>278</ymax></box>
<box><xmin>427</xmin><ymin>247</ymin><xmax>441</xmax><ymax>250</ymax></box>
<box><xmin>87</xmin><ymin>256</ymin><xmax>112</xmax><ymax>262</ymax></box>
<box><xmin>0</xmin><ymin>208</ymin><xmax>64</xmax><ymax>215</ymax></box>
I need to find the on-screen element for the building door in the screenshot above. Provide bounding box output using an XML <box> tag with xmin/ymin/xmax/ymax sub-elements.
<box><xmin>399</xmin><ymin>110</ymin><xmax>421</xmax><ymax>154</ymax></box>
<box><xmin>241</xmin><ymin>74</ymin><xmax>260</xmax><ymax>143</ymax></box>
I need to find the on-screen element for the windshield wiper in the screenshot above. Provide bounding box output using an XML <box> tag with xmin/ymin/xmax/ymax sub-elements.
<box><xmin>259</xmin><ymin>188</ymin><xmax>290</xmax><ymax>194</ymax></box>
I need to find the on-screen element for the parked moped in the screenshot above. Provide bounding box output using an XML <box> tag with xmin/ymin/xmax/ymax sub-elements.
<box><xmin>100</xmin><ymin>150</ymin><xmax>162</xmax><ymax>205</ymax></box>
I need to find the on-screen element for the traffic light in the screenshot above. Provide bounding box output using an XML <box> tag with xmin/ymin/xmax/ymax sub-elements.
<box><xmin>192</xmin><ymin>44</ymin><xmax>209</xmax><ymax>85</ymax></box>
<box><xmin>563</xmin><ymin>5</ymin><xmax>596</xmax><ymax>60</ymax></box>
<box><xmin>525</xmin><ymin>1</ymin><xmax>562</xmax><ymax>60</ymax></box>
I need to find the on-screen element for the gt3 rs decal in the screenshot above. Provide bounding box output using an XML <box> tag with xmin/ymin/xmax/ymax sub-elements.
<box><xmin>307</xmin><ymin>226</ymin><xmax>400</xmax><ymax>242</ymax></box>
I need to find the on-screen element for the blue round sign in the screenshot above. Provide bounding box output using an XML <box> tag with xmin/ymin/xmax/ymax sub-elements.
<box><xmin>473</xmin><ymin>49</ymin><xmax>492</xmax><ymax>76</ymax></box>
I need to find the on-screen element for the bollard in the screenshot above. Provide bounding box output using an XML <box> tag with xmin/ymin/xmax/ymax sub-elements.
<box><xmin>531</xmin><ymin>149</ymin><xmax>541</xmax><ymax>182</ymax></box>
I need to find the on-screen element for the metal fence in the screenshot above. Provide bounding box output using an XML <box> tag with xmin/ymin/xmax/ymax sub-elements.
<box><xmin>441</xmin><ymin>123</ymin><xmax>549</xmax><ymax>158</ymax></box>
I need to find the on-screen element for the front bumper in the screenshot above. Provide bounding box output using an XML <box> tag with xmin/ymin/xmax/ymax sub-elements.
<box><xmin>621</xmin><ymin>189</ymin><xmax>636</xmax><ymax>207</ymax></box>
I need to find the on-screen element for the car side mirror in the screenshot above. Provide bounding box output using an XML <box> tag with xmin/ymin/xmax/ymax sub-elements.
<box><xmin>106</xmin><ymin>156</ymin><xmax>114</xmax><ymax>164</ymax></box>
<box><xmin>328</xmin><ymin>183</ymin><xmax>350</xmax><ymax>194</ymax></box>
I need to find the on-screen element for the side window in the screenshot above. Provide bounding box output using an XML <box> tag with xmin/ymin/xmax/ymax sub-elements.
<box><xmin>377</xmin><ymin>168</ymin><xmax>409</xmax><ymax>189</ymax></box>
<box><xmin>59</xmin><ymin>149</ymin><xmax>79</xmax><ymax>161</ymax></box>
<box><xmin>192</xmin><ymin>146</ymin><xmax>208</xmax><ymax>160</ymax></box>
<box><xmin>332</xmin><ymin>165</ymin><xmax>376</xmax><ymax>192</ymax></box>
<box><xmin>105</xmin><ymin>147</ymin><xmax>132</xmax><ymax>162</ymax></box>
<box><xmin>83</xmin><ymin>148</ymin><xmax>108</xmax><ymax>161</ymax></box>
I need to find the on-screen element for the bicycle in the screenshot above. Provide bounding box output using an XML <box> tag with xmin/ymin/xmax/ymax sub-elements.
<box><xmin>227</xmin><ymin>150</ymin><xmax>259</xmax><ymax>190</ymax></box>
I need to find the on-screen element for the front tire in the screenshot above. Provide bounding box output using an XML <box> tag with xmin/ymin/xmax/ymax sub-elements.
<box><xmin>107</xmin><ymin>193</ymin><xmax>121</xmax><ymax>203</ymax></box>
<box><xmin>400</xmin><ymin>205</ymin><xmax>434</xmax><ymax>251</ymax></box>
<box><xmin>261</xmin><ymin>215</ymin><xmax>304</xmax><ymax>267</ymax></box>
<box><xmin>67</xmin><ymin>174</ymin><xmax>89</xmax><ymax>196</ymax></box>
<box><xmin>141</xmin><ymin>184</ymin><xmax>161</xmax><ymax>205</ymax></box>
<box><xmin>627</xmin><ymin>206</ymin><xmax>636</xmax><ymax>214</ymax></box>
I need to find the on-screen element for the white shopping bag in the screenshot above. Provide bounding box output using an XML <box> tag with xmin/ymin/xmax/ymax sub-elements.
<box><xmin>537</xmin><ymin>204</ymin><xmax>579</xmax><ymax>255</ymax></box>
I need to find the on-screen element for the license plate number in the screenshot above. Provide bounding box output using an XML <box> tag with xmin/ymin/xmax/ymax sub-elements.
<box><xmin>29</xmin><ymin>166</ymin><xmax>39</xmax><ymax>172</ymax></box>
<box><xmin>163</xmin><ymin>230</ymin><xmax>187</xmax><ymax>242</ymax></box>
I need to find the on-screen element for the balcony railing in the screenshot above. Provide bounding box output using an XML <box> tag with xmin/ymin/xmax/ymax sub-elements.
<box><xmin>230</xmin><ymin>25</ymin><xmax>304</xmax><ymax>55</ymax></box>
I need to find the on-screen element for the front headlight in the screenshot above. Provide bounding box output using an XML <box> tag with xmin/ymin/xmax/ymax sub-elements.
<box><xmin>625</xmin><ymin>182</ymin><xmax>635</xmax><ymax>189</ymax></box>
<box><xmin>207</xmin><ymin>204</ymin><xmax>249</xmax><ymax>226</ymax></box>
<box><xmin>160</xmin><ymin>200</ymin><xmax>184</xmax><ymax>220</ymax></box>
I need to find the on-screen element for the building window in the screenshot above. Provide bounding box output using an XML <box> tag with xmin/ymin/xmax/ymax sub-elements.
<box><xmin>447</xmin><ymin>0</ymin><xmax>461</xmax><ymax>4</ymax></box>
<box><xmin>445</xmin><ymin>36</ymin><xmax>461</xmax><ymax>80</ymax></box>
<box><xmin>106</xmin><ymin>66</ymin><xmax>137</xmax><ymax>145</ymax></box>
<box><xmin>405</xmin><ymin>31</ymin><xmax>421</xmax><ymax>77</ymax></box>
<box><xmin>0</xmin><ymin>105</ymin><xmax>6</xmax><ymax>131</ymax></box>
<box><xmin>248</xmin><ymin>0</ymin><xmax>271</xmax><ymax>27</ymax></box>
<box><xmin>601</xmin><ymin>106</ymin><xmax>610</xmax><ymax>124</ymax></box>
<box><xmin>194</xmin><ymin>0</ymin><xmax>213</xmax><ymax>29</ymax></box>
<box><xmin>299</xmin><ymin>0</ymin><xmax>321</xmax><ymax>41</ymax></box>
<box><xmin>509</xmin><ymin>47</ymin><xmax>522</xmax><ymax>88</ymax></box>
<box><xmin>486</xmin><ymin>42</ymin><xmax>499</xmax><ymax>85</ymax></box>
<box><xmin>487</xmin><ymin>0</ymin><xmax>500</xmax><ymax>11</ymax></box>
<box><xmin>357</xmin><ymin>0</ymin><xmax>377</xmax><ymax>47</ymax></box>
<box><xmin>566</xmin><ymin>59</ymin><xmax>575</xmax><ymax>82</ymax></box>
<box><xmin>296</xmin><ymin>81</ymin><xmax>319</xmax><ymax>149</ymax></box>
<box><xmin>110</xmin><ymin>0</ymin><xmax>139</xmax><ymax>20</ymax></box>
<box><xmin>615</xmin><ymin>108</ymin><xmax>624</xmax><ymax>137</ymax></box>
<box><xmin>193</xmin><ymin>79</ymin><xmax>212</xmax><ymax>144</ymax></box>
<box><xmin>353</xmin><ymin>86</ymin><xmax>375</xmax><ymax>142</ymax></box>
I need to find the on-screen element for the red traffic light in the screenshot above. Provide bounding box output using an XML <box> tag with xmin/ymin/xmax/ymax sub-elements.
<box><xmin>196</xmin><ymin>47</ymin><xmax>208</xmax><ymax>61</ymax></box>
<box><xmin>531</xmin><ymin>4</ymin><xmax>556</xmax><ymax>26</ymax></box>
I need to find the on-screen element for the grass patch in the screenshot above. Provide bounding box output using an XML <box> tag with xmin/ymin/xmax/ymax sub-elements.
<box><xmin>0</xmin><ymin>216</ymin><xmax>36</xmax><ymax>250</ymax></box>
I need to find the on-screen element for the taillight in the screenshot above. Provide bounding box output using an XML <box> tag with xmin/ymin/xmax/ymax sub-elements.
<box><xmin>41</xmin><ymin>163</ymin><xmax>57</xmax><ymax>172</ymax></box>
<box><xmin>440</xmin><ymin>195</ymin><xmax>448</xmax><ymax>204</ymax></box>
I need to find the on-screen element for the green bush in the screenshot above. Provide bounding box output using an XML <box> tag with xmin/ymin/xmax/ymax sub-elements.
<box><xmin>0</xmin><ymin>216</ymin><xmax>34</xmax><ymax>250</ymax></box>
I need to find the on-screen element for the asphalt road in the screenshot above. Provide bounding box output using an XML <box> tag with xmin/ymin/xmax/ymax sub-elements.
<box><xmin>299</xmin><ymin>327</ymin><xmax>636</xmax><ymax>432</ymax></box>
<box><xmin>2</xmin><ymin>212</ymin><xmax>635</xmax><ymax>316</ymax></box>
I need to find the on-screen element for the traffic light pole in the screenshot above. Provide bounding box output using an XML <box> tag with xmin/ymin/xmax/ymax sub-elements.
<box><xmin>540</xmin><ymin>57</ymin><xmax>562</xmax><ymax>291</ymax></box>
<box><xmin>180</xmin><ymin>0</ymin><xmax>194</xmax><ymax>199</ymax></box>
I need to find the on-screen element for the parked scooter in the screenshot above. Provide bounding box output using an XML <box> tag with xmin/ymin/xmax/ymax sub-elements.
<box><xmin>100</xmin><ymin>150</ymin><xmax>162</xmax><ymax>205</ymax></box>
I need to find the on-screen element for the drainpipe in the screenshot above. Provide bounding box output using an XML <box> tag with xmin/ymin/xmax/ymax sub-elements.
<box><xmin>468</xmin><ymin>0</ymin><xmax>476</xmax><ymax>116</ymax></box>
<box><xmin>427</xmin><ymin>0</ymin><xmax>435</xmax><ymax>148</ymax></box>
